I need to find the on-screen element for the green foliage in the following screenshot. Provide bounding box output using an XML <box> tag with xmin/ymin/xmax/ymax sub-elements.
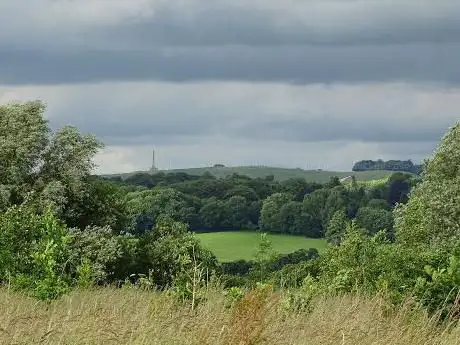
<box><xmin>199</xmin><ymin>197</ymin><xmax>226</xmax><ymax>229</ymax></box>
<box><xmin>281</xmin><ymin>275</ymin><xmax>321</xmax><ymax>313</ymax></box>
<box><xmin>224</xmin><ymin>286</ymin><xmax>245</xmax><ymax>308</ymax></box>
<box><xmin>395</xmin><ymin>123</ymin><xmax>460</xmax><ymax>246</ymax></box>
<box><xmin>68</xmin><ymin>225</ymin><xmax>123</xmax><ymax>282</ymax></box>
<box><xmin>250</xmin><ymin>233</ymin><xmax>278</xmax><ymax>282</ymax></box>
<box><xmin>75</xmin><ymin>259</ymin><xmax>97</xmax><ymax>289</ymax></box>
<box><xmin>259</xmin><ymin>193</ymin><xmax>292</xmax><ymax>232</ymax></box>
<box><xmin>139</xmin><ymin>216</ymin><xmax>219</xmax><ymax>289</ymax></box>
<box><xmin>325</xmin><ymin>209</ymin><xmax>349</xmax><ymax>245</ymax></box>
<box><xmin>0</xmin><ymin>205</ymin><xmax>71</xmax><ymax>300</ymax></box>
<box><xmin>355</xmin><ymin>207</ymin><xmax>394</xmax><ymax>238</ymax></box>
<box><xmin>414</xmin><ymin>255</ymin><xmax>460</xmax><ymax>317</ymax></box>
<box><xmin>127</xmin><ymin>188</ymin><xmax>199</xmax><ymax>233</ymax></box>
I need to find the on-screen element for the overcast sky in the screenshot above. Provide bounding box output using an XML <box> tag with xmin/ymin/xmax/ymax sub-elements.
<box><xmin>1</xmin><ymin>0</ymin><xmax>459</xmax><ymax>173</ymax></box>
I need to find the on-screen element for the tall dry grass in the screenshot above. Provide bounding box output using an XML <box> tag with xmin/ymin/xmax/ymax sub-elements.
<box><xmin>0</xmin><ymin>287</ymin><xmax>459</xmax><ymax>345</ymax></box>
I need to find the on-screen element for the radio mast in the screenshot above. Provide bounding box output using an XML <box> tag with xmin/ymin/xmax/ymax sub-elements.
<box><xmin>150</xmin><ymin>148</ymin><xmax>158</xmax><ymax>173</ymax></box>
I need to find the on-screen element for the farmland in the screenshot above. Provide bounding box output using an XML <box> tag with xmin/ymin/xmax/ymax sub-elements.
<box><xmin>104</xmin><ymin>166</ymin><xmax>398</xmax><ymax>183</ymax></box>
<box><xmin>196</xmin><ymin>231</ymin><xmax>327</xmax><ymax>262</ymax></box>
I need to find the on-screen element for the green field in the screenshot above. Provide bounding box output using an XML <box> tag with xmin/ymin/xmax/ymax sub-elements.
<box><xmin>196</xmin><ymin>231</ymin><xmax>328</xmax><ymax>262</ymax></box>
<box><xmin>103</xmin><ymin>166</ymin><xmax>400</xmax><ymax>183</ymax></box>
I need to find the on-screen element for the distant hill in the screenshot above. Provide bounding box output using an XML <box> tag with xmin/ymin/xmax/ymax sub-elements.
<box><xmin>102</xmin><ymin>165</ymin><xmax>402</xmax><ymax>183</ymax></box>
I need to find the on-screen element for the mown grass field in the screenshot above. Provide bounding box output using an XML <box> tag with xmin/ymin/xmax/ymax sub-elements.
<box><xmin>2</xmin><ymin>288</ymin><xmax>459</xmax><ymax>345</ymax></box>
<box><xmin>105</xmin><ymin>166</ymin><xmax>399</xmax><ymax>183</ymax></box>
<box><xmin>196</xmin><ymin>231</ymin><xmax>328</xmax><ymax>262</ymax></box>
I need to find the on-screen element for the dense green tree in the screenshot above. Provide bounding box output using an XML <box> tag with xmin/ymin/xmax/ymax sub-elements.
<box><xmin>223</xmin><ymin>196</ymin><xmax>251</xmax><ymax>229</ymax></box>
<box><xmin>302</xmin><ymin>189</ymin><xmax>328</xmax><ymax>237</ymax></box>
<box><xmin>323</xmin><ymin>186</ymin><xmax>347</xmax><ymax>228</ymax></box>
<box><xmin>137</xmin><ymin>216</ymin><xmax>218</xmax><ymax>288</ymax></box>
<box><xmin>68</xmin><ymin>225</ymin><xmax>123</xmax><ymax>283</ymax></box>
<box><xmin>0</xmin><ymin>205</ymin><xmax>72</xmax><ymax>299</ymax></box>
<box><xmin>0</xmin><ymin>101</ymin><xmax>123</xmax><ymax>233</ymax></box>
<box><xmin>281</xmin><ymin>178</ymin><xmax>321</xmax><ymax>202</ymax></box>
<box><xmin>199</xmin><ymin>197</ymin><xmax>226</xmax><ymax>230</ymax></box>
<box><xmin>386</xmin><ymin>172</ymin><xmax>412</xmax><ymax>205</ymax></box>
<box><xmin>126</xmin><ymin>188</ymin><xmax>199</xmax><ymax>234</ymax></box>
<box><xmin>367</xmin><ymin>198</ymin><xmax>390</xmax><ymax>210</ymax></box>
<box><xmin>355</xmin><ymin>207</ymin><xmax>394</xmax><ymax>237</ymax></box>
<box><xmin>279</xmin><ymin>201</ymin><xmax>303</xmax><ymax>234</ymax></box>
<box><xmin>259</xmin><ymin>193</ymin><xmax>292</xmax><ymax>232</ymax></box>
<box><xmin>395</xmin><ymin>123</ymin><xmax>460</xmax><ymax>246</ymax></box>
<box><xmin>325</xmin><ymin>210</ymin><xmax>349</xmax><ymax>245</ymax></box>
<box><xmin>224</xmin><ymin>185</ymin><xmax>259</xmax><ymax>202</ymax></box>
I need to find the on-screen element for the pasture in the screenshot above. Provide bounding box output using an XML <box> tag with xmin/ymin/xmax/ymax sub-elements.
<box><xmin>104</xmin><ymin>166</ymin><xmax>399</xmax><ymax>183</ymax></box>
<box><xmin>196</xmin><ymin>231</ymin><xmax>328</xmax><ymax>262</ymax></box>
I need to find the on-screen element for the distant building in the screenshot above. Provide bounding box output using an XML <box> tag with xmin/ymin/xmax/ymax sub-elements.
<box><xmin>340</xmin><ymin>176</ymin><xmax>354</xmax><ymax>184</ymax></box>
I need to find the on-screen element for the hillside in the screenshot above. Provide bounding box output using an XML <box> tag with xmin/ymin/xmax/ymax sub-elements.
<box><xmin>103</xmin><ymin>166</ymin><xmax>400</xmax><ymax>183</ymax></box>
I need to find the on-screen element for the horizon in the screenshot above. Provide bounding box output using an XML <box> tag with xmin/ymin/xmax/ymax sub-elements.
<box><xmin>99</xmin><ymin>159</ymin><xmax>423</xmax><ymax>176</ymax></box>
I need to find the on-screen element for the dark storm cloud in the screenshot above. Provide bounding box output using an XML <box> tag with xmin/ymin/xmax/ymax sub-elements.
<box><xmin>107</xmin><ymin>3</ymin><xmax>460</xmax><ymax>46</ymax></box>
<box><xmin>1</xmin><ymin>43</ymin><xmax>459</xmax><ymax>85</ymax></box>
<box><xmin>0</xmin><ymin>0</ymin><xmax>460</xmax><ymax>85</ymax></box>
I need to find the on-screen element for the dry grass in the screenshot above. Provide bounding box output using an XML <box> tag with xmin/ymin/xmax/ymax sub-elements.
<box><xmin>1</xmin><ymin>287</ymin><xmax>459</xmax><ymax>345</ymax></box>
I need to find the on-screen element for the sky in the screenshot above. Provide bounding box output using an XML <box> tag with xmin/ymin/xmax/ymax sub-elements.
<box><xmin>1</xmin><ymin>0</ymin><xmax>459</xmax><ymax>173</ymax></box>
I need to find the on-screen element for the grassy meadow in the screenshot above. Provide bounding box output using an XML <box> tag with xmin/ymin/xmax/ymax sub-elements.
<box><xmin>196</xmin><ymin>231</ymin><xmax>327</xmax><ymax>262</ymax></box>
<box><xmin>2</xmin><ymin>288</ymin><xmax>459</xmax><ymax>345</ymax></box>
<box><xmin>105</xmin><ymin>166</ymin><xmax>398</xmax><ymax>183</ymax></box>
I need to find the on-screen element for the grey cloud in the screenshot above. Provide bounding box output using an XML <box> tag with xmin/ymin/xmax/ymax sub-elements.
<box><xmin>107</xmin><ymin>2</ymin><xmax>460</xmax><ymax>47</ymax></box>
<box><xmin>0</xmin><ymin>1</ymin><xmax>460</xmax><ymax>85</ymax></box>
<box><xmin>12</xmin><ymin>82</ymin><xmax>456</xmax><ymax>147</ymax></box>
<box><xmin>1</xmin><ymin>43</ymin><xmax>459</xmax><ymax>85</ymax></box>
<box><xmin>233</xmin><ymin>117</ymin><xmax>448</xmax><ymax>143</ymax></box>
<box><xmin>3</xmin><ymin>0</ymin><xmax>460</xmax><ymax>47</ymax></box>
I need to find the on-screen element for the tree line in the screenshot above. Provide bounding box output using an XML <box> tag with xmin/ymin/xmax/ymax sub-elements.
<box><xmin>352</xmin><ymin>159</ymin><xmax>422</xmax><ymax>174</ymax></box>
<box><xmin>109</xmin><ymin>169</ymin><xmax>418</xmax><ymax>242</ymax></box>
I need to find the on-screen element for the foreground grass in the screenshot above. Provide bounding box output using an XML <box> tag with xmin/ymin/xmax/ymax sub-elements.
<box><xmin>196</xmin><ymin>231</ymin><xmax>327</xmax><ymax>262</ymax></box>
<box><xmin>1</xmin><ymin>288</ymin><xmax>459</xmax><ymax>345</ymax></box>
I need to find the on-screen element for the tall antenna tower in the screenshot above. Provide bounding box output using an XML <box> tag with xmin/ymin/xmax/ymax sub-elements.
<box><xmin>150</xmin><ymin>148</ymin><xmax>158</xmax><ymax>173</ymax></box>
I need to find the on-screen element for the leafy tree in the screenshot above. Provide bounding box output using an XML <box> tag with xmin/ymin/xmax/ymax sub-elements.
<box><xmin>325</xmin><ymin>210</ymin><xmax>349</xmax><ymax>245</ymax></box>
<box><xmin>386</xmin><ymin>172</ymin><xmax>412</xmax><ymax>205</ymax></box>
<box><xmin>0</xmin><ymin>101</ymin><xmax>122</xmax><ymax>232</ymax></box>
<box><xmin>199</xmin><ymin>197</ymin><xmax>226</xmax><ymax>230</ymax></box>
<box><xmin>259</xmin><ymin>193</ymin><xmax>291</xmax><ymax>232</ymax></box>
<box><xmin>224</xmin><ymin>186</ymin><xmax>259</xmax><ymax>202</ymax></box>
<box><xmin>281</xmin><ymin>178</ymin><xmax>321</xmax><ymax>202</ymax></box>
<box><xmin>355</xmin><ymin>207</ymin><xmax>394</xmax><ymax>237</ymax></box>
<box><xmin>250</xmin><ymin>233</ymin><xmax>278</xmax><ymax>282</ymax></box>
<box><xmin>137</xmin><ymin>216</ymin><xmax>218</xmax><ymax>288</ymax></box>
<box><xmin>367</xmin><ymin>198</ymin><xmax>390</xmax><ymax>210</ymax></box>
<box><xmin>68</xmin><ymin>225</ymin><xmax>124</xmax><ymax>283</ymax></box>
<box><xmin>395</xmin><ymin>123</ymin><xmax>460</xmax><ymax>246</ymax></box>
<box><xmin>223</xmin><ymin>196</ymin><xmax>251</xmax><ymax>229</ymax></box>
<box><xmin>302</xmin><ymin>189</ymin><xmax>329</xmax><ymax>235</ymax></box>
<box><xmin>323</xmin><ymin>186</ymin><xmax>347</xmax><ymax>228</ymax></box>
<box><xmin>279</xmin><ymin>201</ymin><xmax>302</xmax><ymax>234</ymax></box>
<box><xmin>0</xmin><ymin>205</ymin><xmax>71</xmax><ymax>300</ymax></box>
<box><xmin>126</xmin><ymin>188</ymin><xmax>199</xmax><ymax>233</ymax></box>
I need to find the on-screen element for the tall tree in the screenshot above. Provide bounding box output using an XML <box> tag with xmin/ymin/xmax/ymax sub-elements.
<box><xmin>0</xmin><ymin>101</ymin><xmax>113</xmax><ymax>229</ymax></box>
<box><xmin>395</xmin><ymin>123</ymin><xmax>460</xmax><ymax>246</ymax></box>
